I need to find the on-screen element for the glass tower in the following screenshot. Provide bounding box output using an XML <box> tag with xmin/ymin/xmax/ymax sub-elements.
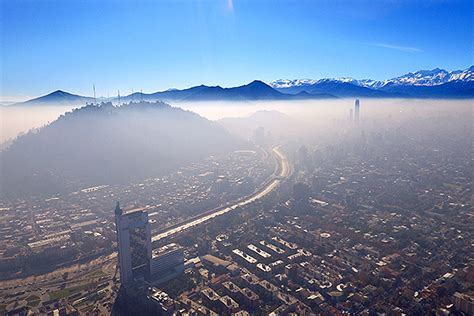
<box><xmin>114</xmin><ymin>202</ymin><xmax>152</xmax><ymax>286</ymax></box>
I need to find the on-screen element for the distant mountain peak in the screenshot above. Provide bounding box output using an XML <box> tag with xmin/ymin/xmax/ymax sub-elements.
<box><xmin>247</xmin><ymin>80</ymin><xmax>267</xmax><ymax>86</ymax></box>
<box><xmin>16</xmin><ymin>89</ymin><xmax>93</xmax><ymax>106</ymax></box>
<box><xmin>47</xmin><ymin>90</ymin><xmax>76</xmax><ymax>97</ymax></box>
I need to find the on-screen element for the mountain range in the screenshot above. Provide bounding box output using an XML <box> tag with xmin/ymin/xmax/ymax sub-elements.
<box><xmin>10</xmin><ymin>66</ymin><xmax>474</xmax><ymax>106</ymax></box>
<box><xmin>121</xmin><ymin>80</ymin><xmax>335</xmax><ymax>102</ymax></box>
<box><xmin>271</xmin><ymin>66</ymin><xmax>473</xmax><ymax>98</ymax></box>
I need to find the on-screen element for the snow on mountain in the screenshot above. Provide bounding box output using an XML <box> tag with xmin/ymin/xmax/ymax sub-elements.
<box><xmin>356</xmin><ymin>79</ymin><xmax>386</xmax><ymax>89</ymax></box>
<box><xmin>271</xmin><ymin>77</ymin><xmax>372</xmax><ymax>89</ymax></box>
<box><xmin>270</xmin><ymin>66</ymin><xmax>473</xmax><ymax>90</ymax></box>
<box><xmin>270</xmin><ymin>79</ymin><xmax>319</xmax><ymax>88</ymax></box>
<box><xmin>380</xmin><ymin>67</ymin><xmax>473</xmax><ymax>87</ymax></box>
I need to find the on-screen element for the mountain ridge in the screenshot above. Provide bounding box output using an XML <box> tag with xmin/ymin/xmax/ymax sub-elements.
<box><xmin>270</xmin><ymin>66</ymin><xmax>474</xmax><ymax>97</ymax></box>
<box><xmin>121</xmin><ymin>80</ymin><xmax>335</xmax><ymax>103</ymax></box>
<box><xmin>11</xmin><ymin>65</ymin><xmax>474</xmax><ymax>106</ymax></box>
<box><xmin>20</xmin><ymin>89</ymin><xmax>94</xmax><ymax>106</ymax></box>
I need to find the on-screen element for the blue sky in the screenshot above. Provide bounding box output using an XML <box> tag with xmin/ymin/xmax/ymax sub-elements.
<box><xmin>1</xmin><ymin>0</ymin><xmax>472</xmax><ymax>100</ymax></box>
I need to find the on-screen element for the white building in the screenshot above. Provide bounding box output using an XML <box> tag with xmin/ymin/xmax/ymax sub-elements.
<box><xmin>149</xmin><ymin>243</ymin><xmax>184</xmax><ymax>284</ymax></box>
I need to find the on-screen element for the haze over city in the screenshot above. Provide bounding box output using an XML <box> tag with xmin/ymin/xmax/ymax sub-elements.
<box><xmin>0</xmin><ymin>1</ymin><xmax>472</xmax><ymax>315</ymax></box>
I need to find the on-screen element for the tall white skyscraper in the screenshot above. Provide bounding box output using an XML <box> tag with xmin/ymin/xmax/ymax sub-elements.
<box><xmin>114</xmin><ymin>202</ymin><xmax>152</xmax><ymax>286</ymax></box>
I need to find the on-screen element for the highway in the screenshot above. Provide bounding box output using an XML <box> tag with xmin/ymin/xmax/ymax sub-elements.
<box><xmin>0</xmin><ymin>146</ymin><xmax>290</xmax><ymax>311</ymax></box>
<box><xmin>152</xmin><ymin>145</ymin><xmax>291</xmax><ymax>242</ymax></box>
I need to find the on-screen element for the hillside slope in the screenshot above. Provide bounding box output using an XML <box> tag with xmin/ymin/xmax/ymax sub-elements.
<box><xmin>0</xmin><ymin>101</ymin><xmax>242</xmax><ymax>197</ymax></box>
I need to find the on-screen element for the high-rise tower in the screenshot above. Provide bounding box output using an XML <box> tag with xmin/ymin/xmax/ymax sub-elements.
<box><xmin>114</xmin><ymin>202</ymin><xmax>152</xmax><ymax>286</ymax></box>
<box><xmin>354</xmin><ymin>99</ymin><xmax>360</xmax><ymax>122</ymax></box>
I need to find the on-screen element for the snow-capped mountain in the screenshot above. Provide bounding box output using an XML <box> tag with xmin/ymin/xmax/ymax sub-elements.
<box><xmin>13</xmin><ymin>66</ymin><xmax>474</xmax><ymax>106</ymax></box>
<box><xmin>271</xmin><ymin>66</ymin><xmax>473</xmax><ymax>90</ymax></box>
<box><xmin>270</xmin><ymin>66</ymin><xmax>474</xmax><ymax>97</ymax></box>
<box><xmin>271</xmin><ymin>78</ymin><xmax>369</xmax><ymax>89</ymax></box>
<box><xmin>270</xmin><ymin>79</ymin><xmax>319</xmax><ymax>88</ymax></box>
<box><xmin>376</xmin><ymin>66</ymin><xmax>473</xmax><ymax>87</ymax></box>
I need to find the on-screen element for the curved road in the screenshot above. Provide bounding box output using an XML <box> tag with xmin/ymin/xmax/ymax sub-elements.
<box><xmin>0</xmin><ymin>146</ymin><xmax>290</xmax><ymax>308</ymax></box>
<box><xmin>152</xmin><ymin>145</ymin><xmax>291</xmax><ymax>242</ymax></box>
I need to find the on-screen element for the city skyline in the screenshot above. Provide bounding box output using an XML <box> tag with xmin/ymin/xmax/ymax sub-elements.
<box><xmin>0</xmin><ymin>1</ymin><xmax>473</xmax><ymax>314</ymax></box>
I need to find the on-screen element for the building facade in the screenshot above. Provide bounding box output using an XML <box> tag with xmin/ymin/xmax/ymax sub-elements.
<box><xmin>114</xmin><ymin>202</ymin><xmax>152</xmax><ymax>285</ymax></box>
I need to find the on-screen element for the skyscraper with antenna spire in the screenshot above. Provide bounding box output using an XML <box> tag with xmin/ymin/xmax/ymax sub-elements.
<box><xmin>93</xmin><ymin>84</ymin><xmax>96</xmax><ymax>104</ymax></box>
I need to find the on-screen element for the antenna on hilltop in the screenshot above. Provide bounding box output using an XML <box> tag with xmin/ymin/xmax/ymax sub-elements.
<box><xmin>93</xmin><ymin>84</ymin><xmax>96</xmax><ymax>104</ymax></box>
<box><xmin>118</xmin><ymin>90</ymin><xmax>121</xmax><ymax>106</ymax></box>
